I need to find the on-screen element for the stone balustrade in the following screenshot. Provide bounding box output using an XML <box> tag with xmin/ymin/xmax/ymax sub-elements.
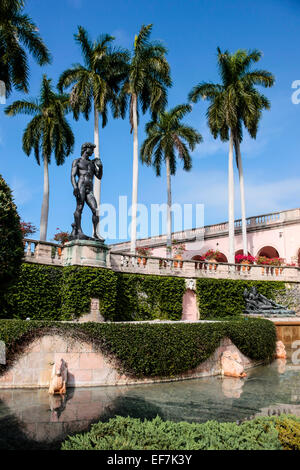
<box><xmin>110</xmin><ymin>252</ymin><xmax>300</xmax><ymax>282</ymax></box>
<box><xmin>23</xmin><ymin>238</ymin><xmax>300</xmax><ymax>282</ymax></box>
<box><xmin>24</xmin><ymin>239</ymin><xmax>62</xmax><ymax>265</ymax></box>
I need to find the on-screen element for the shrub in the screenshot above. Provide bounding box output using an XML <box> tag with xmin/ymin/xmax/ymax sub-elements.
<box><xmin>0</xmin><ymin>318</ymin><xmax>276</xmax><ymax>378</ymax></box>
<box><xmin>196</xmin><ymin>278</ymin><xmax>285</xmax><ymax>318</ymax></box>
<box><xmin>274</xmin><ymin>415</ymin><xmax>300</xmax><ymax>450</ymax></box>
<box><xmin>115</xmin><ymin>273</ymin><xmax>185</xmax><ymax>321</ymax></box>
<box><xmin>61</xmin><ymin>266</ymin><xmax>118</xmax><ymax>320</ymax></box>
<box><xmin>0</xmin><ymin>174</ymin><xmax>24</xmax><ymax>288</ymax></box>
<box><xmin>0</xmin><ymin>264</ymin><xmax>63</xmax><ymax>320</ymax></box>
<box><xmin>61</xmin><ymin>415</ymin><xmax>297</xmax><ymax>450</ymax></box>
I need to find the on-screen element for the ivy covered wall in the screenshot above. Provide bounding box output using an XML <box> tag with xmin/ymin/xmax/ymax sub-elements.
<box><xmin>0</xmin><ymin>263</ymin><xmax>185</xmax><ymax>321</ymax></box>
<box><xmin>196</xmin><ymin>278</ymin><xmax>286</xmax><ymax>318</ymax></box>
<box><xmin>0</xmin><ymin>262</ymin><xmax>293</xmax><ymax>321</ymax></box>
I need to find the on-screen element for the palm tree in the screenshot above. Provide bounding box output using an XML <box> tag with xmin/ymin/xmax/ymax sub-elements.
<box><xmin>119</xmin><ymin>24</ymin><xmax>171</xmax><ymax>253</ymax></box>
<box><xmin>58</xmin><ymin>26</ymin><xmax>129</xmax><ymax>235</ymax></box>
<box><xmin>188</xmin><ymin>48</ymin><xmax>274</xmax><ymax>263</ymax></box>
<box><xmin>5</xmin><ymin>75</ymin><xmax>74</xmax><ymax>241</ymax></box>
<box><xmin>141</xmin><ymin>104</ymin><xmax>202</xmax><ymax>253</ymax></box>
<box><xmin>0</xmin><ymin>0</ymin><xmax>51</xmax><ymax>96</ymax></box>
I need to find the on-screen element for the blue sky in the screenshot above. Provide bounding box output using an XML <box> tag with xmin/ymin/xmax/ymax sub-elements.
<box><xmin>1</xmin><ymin>0</ymin><xmax>300</xmax><ymax>243</ymax></box>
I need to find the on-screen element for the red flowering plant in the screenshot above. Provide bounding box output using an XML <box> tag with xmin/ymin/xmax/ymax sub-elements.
<box><xmin>256</xmin><ymin>256</ymin><xmax>272</xmax><ymax>265</ymax></box>
<box><xmin>204</xmin><ymin>249</ymin><xmax>221</xmax><ymax>261</ymax></box>
<box><xmin>269</xmin><ymin>257</ymin><xmax>284</xmax><ymax>267</ymax></box>
<box><xmin>136</xmin><ymin>246</ymin><xmax>153</xmax><ymax>257</ymax></box>
<box><xmin>53</xmin><ymin>228</ymin><xmax>70</xmax><ymax>246</ymax></box>
<box><xmin>172</xmin><ymin>241</ymin><xmax>186</xmax><ymax>257</ymax></box>
<box><xmin>20</xmin><ymin>221</ymin><xmax>37</xmax><ymax>239</ymax></box>
<box><xmin>235</xmin><ymin>254</ymin><xmax>256</xmax><ymax>264</ymax></box>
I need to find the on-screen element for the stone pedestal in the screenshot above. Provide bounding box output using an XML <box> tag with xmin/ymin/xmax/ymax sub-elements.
<box><xmin>62</xmin><ymin>239</ymin><xmax>109</xmax><ymax>267</ymax></box>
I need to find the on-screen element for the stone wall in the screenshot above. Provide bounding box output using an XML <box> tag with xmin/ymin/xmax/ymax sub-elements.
<box><xmin>0</xmin><ymin>335</ymin><xmax>260</xmax><ymax>389</ymax></box>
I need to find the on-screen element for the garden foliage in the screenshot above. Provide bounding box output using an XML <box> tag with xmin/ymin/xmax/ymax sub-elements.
<box><xmin>61</xmin><ymin>415</ymin><xmax>300</xmax><ymax>450</ymax></box>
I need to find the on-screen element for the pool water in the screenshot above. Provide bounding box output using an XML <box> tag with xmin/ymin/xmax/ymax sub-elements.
<box><xmin>0</xmin><ymin>359</ymin><xmax>300</xmax><ymax>449</ymax></box>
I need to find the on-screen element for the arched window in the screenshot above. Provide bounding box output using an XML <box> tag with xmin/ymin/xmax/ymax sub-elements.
<box><xmin>257</xmin><ymin>246</ymin><xmax>279</xmax><ymax>259</ymax></box>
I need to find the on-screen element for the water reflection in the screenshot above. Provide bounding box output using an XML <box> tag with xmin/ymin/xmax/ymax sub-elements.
<box><xmin>0</xmin><ymin>360</ymin><xmax>300</xmax><ymax>449</ymax></box>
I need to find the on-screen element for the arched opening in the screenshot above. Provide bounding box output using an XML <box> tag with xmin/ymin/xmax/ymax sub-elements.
<box><xmin>216</xmin><ymin>252</ymin><xmax>228</xmax><ymax>262</ymax></box>
<box><xmin>191</xmin><ymin>252</ymin><xmax>228</xmax><ymax>262</ymax></box>
<box><xmin>257</xmin><ymin>246</ymin><xmax>279</xmax><ymax>259</ymax></box>
<box><xmin>235</xmin><ymin>249</ymin><xmax>252</xmax><ymax>257</ymax></box>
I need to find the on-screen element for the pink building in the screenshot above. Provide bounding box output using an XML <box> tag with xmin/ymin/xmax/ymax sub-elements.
<box><xmin>110</xmin><ymin>208</ymin><xmax>300</xmax><ymax>265</ymax></box>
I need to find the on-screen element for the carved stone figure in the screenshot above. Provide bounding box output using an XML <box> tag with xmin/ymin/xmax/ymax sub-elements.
<box><xmin>48</xmin><ymin>358</ymin><xmax>68</xmax><ymax>395</ymax></box>
<box><xmin>275</xmin><ymin>340</ymin><xmax>287</xmax><ymax>359</ymax></box>
<box><xmin>69</xmin><ymin>142</ymin><xmax>103</xmax><ymax>241</ymax></box>
<box><xmin>221</xmin><ymin>350</ymin><xmax>247</xmax><ymax>378</ymax></box>
<box><xmin>243</xmin><ymin>287</ymin><xmax>295</xmax><ymax>316</ymax></box>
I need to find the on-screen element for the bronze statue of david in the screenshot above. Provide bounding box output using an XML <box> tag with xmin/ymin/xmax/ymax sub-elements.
<box><xmin>69</xmin><ymin>142</ymin><xmax>103</xmax><ymax>241</ymax></box>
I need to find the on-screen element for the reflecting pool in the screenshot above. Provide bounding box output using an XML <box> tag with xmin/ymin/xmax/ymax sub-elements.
<box><xmin>0</xmin><ymin>359</ymin><xmax>300</xmax><ymax>449</ymax></box>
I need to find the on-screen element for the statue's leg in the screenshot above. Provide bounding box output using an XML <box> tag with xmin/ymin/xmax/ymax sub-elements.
<box><xmin>73</xmin><ymin>188</ymin><xmax>86</xmax><ymax>237</ymax></box>
<box><xmin>86</xmin><ymin>192</ymin><xmax>104</xmax><ymax>241</ymax></box>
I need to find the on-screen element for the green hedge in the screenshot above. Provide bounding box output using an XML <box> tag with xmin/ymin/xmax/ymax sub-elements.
<box><xmin>0</xmin><ymin>174</ymin><xmax>24</xmax><ymax>289</ymax></box>
<box><xmin>115</xmin><ymin>273</ymin><xmax>185</xmax><ymax>321</ymax></box>
<box><xmin>196</xmin><ymin>278</ymin><xmax>285</xmax><ymax>318</ymax></box>
<box><xmin>0</xmin><ymin>318</ymin><xmax>276</xmax><ymax>378</ymax></box>
<box><xmin>0</xmin><ymin>263</ymin><xmax>289</xmax><ymax>321</ymax></box>
<box><xmin>0</xmin><ymin>263</ymin><xmax>186</xmax><ymax>321</ymax></box>
<box><xmin>0</xmin><ymin>263</ymin><xmax>63</xmax><ymax>320</ymax></box>
<box><xmin>61</xmin><ymin>415</ymin><xmax>300</xmax><ymax>450</ymax></box>
<box><xmin>61</xmin><ymin>266</ymin><xmax>118</xmax><ymax>320</ymax></box>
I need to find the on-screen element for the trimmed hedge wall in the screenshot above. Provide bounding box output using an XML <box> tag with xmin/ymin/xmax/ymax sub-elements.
<box><xmin>0</xmin><ymin>262</ymin><xmax>289</xmax><ymax>321</ymax></box>
<box><xmin>61</xmin><ymin>266</ymin><xmax>118</xmax><ymax>320</ymax></box>
<box><xmin>0</xmin><ymin>263</ymin><xmax>186</xmax><ymax>321</ymax></box>
<box><xmin>61</xmin><ymin>415</ymin><xmax>300</xmax><ymax>450</ymax></box>
<box><xmin>0</xmin><ymin>263</ymin><xmax>63</xmax><ymax>320</ymax></box>
<box><xmin>0</xmin><ymin>318</ymin><xmax>276</xmax><ymax>378</ymax></box>
<box><xmin>115</xmin><ymin>273</ymin><xmax>185</xmax><ymax>321</ymax></box>
<box><xmin>196</xmin><ymin>278</ymin><xmax>286</xmax><ymax>318</ymax></box>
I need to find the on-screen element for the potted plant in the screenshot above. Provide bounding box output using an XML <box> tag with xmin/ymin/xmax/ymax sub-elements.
<box><xmin>53</xmin><ymin>228</ymin><xmax>70</xmax><ymax>256</ymax></box>
<box><xmin>204</xmin><ymin>249</ymin><xmax>220</xmax><ymax>270</ymax></box>
<box><xmin>270</xmin><ymin>257</ymin><xmax>284</xmax><ymax>275</ymax></box>
<box><xmin>256</xmin><ymin>255</ymin><xmax>271</xmax><ymax>274</ymax></box>
<box><xmin>172</xmin><ymin>242</ymin><xmax>186</xmax><ymax>268</ymax></box>
<box><xmin>235</xmin><ymin>254</ymin><xmax>256</xmax><ymax>272</ymax></box>
<box><xmin>136</xmin><ymin>246</ymin><xmax>153</xmax><ymax>265</ymax></box>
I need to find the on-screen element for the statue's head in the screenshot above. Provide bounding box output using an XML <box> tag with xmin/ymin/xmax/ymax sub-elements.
<box><xmin>81</xmin><ymin>142</ymin><xmax>96</xmax><ymax>156</ymax></box>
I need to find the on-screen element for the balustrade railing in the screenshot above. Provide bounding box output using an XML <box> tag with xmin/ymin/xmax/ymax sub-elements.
<box><xmin>111</xmin><ymin>252</ymin><xmax>300</xmax><ymax>282</ymax></box>
<box><xmin>24</xmin><ymin>239</ymin><xmax>62</xmax><ymax>264</ymax></box>
<box><xmin>23</xmin><ymin>239</ymin><xmax>300</xmax><ymax>281</ymax></box>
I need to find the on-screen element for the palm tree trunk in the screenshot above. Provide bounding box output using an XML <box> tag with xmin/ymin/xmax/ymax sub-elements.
<box><xmin>228</xmin><ymin>130</ymin><xmax>235</xmax><ymax>264</ymax></box>
<box><xmin>235</xmin><ymin>139</ymin><xmax>247</xmax><ymax>255</ymax></box>
<box><xmin>130</xmin><ymin>93</ymin><xmax>139</xmax><ymax>254</ymax></box>
<box><xmin>40</xmin><ymin>155</ymin><xmax>49</xmax><ymax>241</ymax></box>
<box><xmin>166</xmin><ymin>155</ymin><xmax>172</xmax><ymax>257</ymax></box>
<box><xmin>93</xmin><ymin>103</ymin><xmax>101</xmax><ymax>237</ymax></box>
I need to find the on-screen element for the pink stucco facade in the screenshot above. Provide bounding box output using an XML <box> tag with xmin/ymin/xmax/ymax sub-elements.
<box><xmin>111</xmin><ymin>208</ymin><xmax>300</xmax><ymax>265</ymax></box>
